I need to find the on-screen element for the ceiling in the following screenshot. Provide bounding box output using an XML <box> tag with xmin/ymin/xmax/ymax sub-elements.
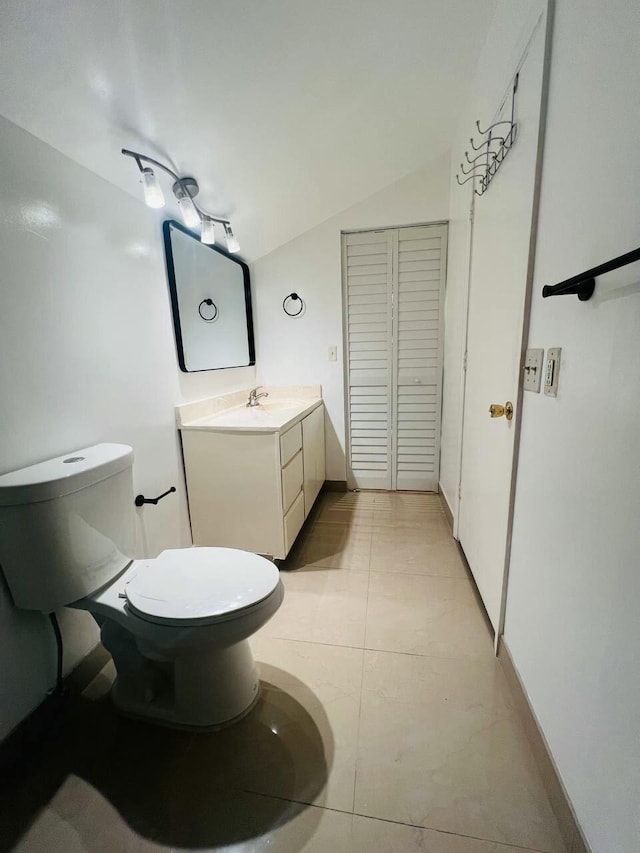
<box><xmin>0</xmin><ymin>0</ymin><xmax>495</xmax><ymax>260</ymax></box>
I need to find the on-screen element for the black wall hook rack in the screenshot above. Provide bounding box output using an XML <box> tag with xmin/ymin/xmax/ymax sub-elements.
<box><xmin>135</xmin><ymin>486</ymin><xmax>176</xmax><ymax>507</ymax></box>
<box><xmin>283</xmin><ymin>292</ymin><xmax>305</xmax><ymax>316</ymax></box>
<box><xmin>542</xmin><ymin>246</ymin><xmax>640</xmax><ymax>302</ymax></box>
<box><xmin>455</xmin><ymin>73</ymin><xmax>518</xmax><ymax>197</ymax></box>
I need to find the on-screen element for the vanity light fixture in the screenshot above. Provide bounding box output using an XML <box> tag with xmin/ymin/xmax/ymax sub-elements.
<box><xmin>141</xmin><ymin>168</ymin><xmax>165</xmax><ymax>209</ymax></box>
<box><xmin>175</xmin><ymin>187</ymin><xmax>201</xmax><ymax>229</ymax></box>
<box><xmin>223</xmin><ymin>222</ymin><xmax>240</xmax><ymax>254</ymax></box>
<box><xmin>200</xmin><ymin>216</ymin><xmax>216</xmax><ymax>245</ymax></box>
<box><xmin>122</xmin><ymin>148</ymin><xmax>239</xmax><ymax>252</ymax></box>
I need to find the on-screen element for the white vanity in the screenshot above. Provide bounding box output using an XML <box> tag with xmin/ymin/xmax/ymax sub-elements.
<box><xmin>176</xmin><ymin>386</ymin><xmax>325</xmax><ymax>559</ymax></box>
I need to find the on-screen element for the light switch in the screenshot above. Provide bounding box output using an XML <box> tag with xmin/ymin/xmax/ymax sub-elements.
<box><xmin>544</xmin><ymin>347</ymin><xmax>561</xmax><ymax>397</ymax></box>
<box><xmin>523</xmin><ymin>348</ymin><xmax>544</xmax><ymax>392</ymax></box>
<box><xmin>328</xmin><ymin>346</ymin><xmax>337</xmax><ymax>362</ymax></box>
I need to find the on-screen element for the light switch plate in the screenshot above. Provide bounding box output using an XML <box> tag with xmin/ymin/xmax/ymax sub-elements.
<box><xmin>328</xmin><ymin>345</ymin><xmax>337</xmax><ymax>362</ymax></box>
<box><xmin>523</xmin><ymin>348</ymin><xmax>544</xmax><ymax>392</ymax></box>
<box><xmin>544</xmin><ymin>347</ymin><xmax>562</xmax><ymax>397</ymax></box>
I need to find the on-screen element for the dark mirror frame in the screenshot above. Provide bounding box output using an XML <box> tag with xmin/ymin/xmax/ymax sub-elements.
<box><xmin>162</xmin><ymin>220</ymin><xmax>256</xmax><ymax>373</ymax></box>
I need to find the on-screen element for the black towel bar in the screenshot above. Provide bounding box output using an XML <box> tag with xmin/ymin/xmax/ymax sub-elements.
<box><xmin>542</xmin><ymin>246</ymin><xmax>640</xmax><ymax>301</ymax></box>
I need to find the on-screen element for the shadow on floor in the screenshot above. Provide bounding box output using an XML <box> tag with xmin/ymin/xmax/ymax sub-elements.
<box><xmin>1</xmin><ymin>667</ymin><xmax>331</xmax><ymax>851</ymax></box>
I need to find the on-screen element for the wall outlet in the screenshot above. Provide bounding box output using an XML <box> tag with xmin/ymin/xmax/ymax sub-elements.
<box><xmin>328</xmin><ymin>345</ymin><xmax>337</xmax><ymax>362</ymax></box>
<box><xmin>523</xmin><ymin>348</ymin><xmax>544</xmax><ymax>392</ymax></box>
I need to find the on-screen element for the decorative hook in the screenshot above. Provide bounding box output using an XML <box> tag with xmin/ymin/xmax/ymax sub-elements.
<box><xmin>456</xmin><ymin>173</ymin><xmax>483</xmax><ymax>186</ymax></box>
<box><xmin>459</xmin><ymin>161</ymin><xmax>490</xmax><ymax>176</ymax></box>
<box><xmin>475</xmin><ymin>118</ymin><xmax>514</xmax><ymax>135</ymax></box>
<box><xmin>469</xmin><ymin>134</ymin><xmax>505</xmax><ymax>152</ymax></box>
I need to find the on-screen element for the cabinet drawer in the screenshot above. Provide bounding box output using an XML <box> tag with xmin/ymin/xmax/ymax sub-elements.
<box><xmin>284</xmin><ymin>490</ymin><xmax>305</xmax><ymax>555</ymax></box>
<box><xmin>280</xmin><ymin>422</ymin><xmax>302</xmax><ymax>466</ymax></box>
<box><xmin>282</xmin><ymin>449</ymin><xmax>303</xmax><ymax>513</ymax></box>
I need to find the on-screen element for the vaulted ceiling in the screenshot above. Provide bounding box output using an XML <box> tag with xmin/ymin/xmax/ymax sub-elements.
<box><xmin>0</xmin><ymin>0</ymin><xmax>495</xmax><ymax>259</ymax></box>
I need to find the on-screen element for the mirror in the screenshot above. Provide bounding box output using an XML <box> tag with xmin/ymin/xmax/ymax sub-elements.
<box><xmin>163</xmin><ymin>220</ymin><xmax>255</xmax><ymax>372</ymax></box>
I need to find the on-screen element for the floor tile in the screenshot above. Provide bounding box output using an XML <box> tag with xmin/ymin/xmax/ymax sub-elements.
<box><xmin>365</xmin><ymin>572</ymin><xmax>493</xmax><ymax>659</ymax></box>
<box><xmin>288</xmin><ymin>524</ymin><xmax>372</xmax><ymax>572</ymax></box>
<box><xmin>370</xmin><ymin>539</ymin><xmax>469</xmax><ymax>578</ymax></box>
<box><xmin>263</xmin><ymin>567</ymin><xmax>369</xmax><ymax>647</ymax></box>
<box><xmin>250</xmin><ymin>635</ymin><xmax>364</xmax><ymax>812</ymax></box>
<box><xmin>10</xmin><ymin>774</ymin><xmax>145</xmax><ymax>853</ymax></box>
<box><xmin>373</xmin><ymin>512</ymin><xmax>453</xmax><ymax>542</ymax></box>
<box><xmin>351</xmin><ymin>814</ymin><xmax>543</xmax><ymax>852</ymax></box>
<box><xmin>355</xmin><ymin>650</ymin><xmax>565</xmax><ymax>852</ymax></box>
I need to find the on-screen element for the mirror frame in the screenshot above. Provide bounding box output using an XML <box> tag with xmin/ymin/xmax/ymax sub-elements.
<box><xmin>162</xmin><ymin>219</ymin><xmax>256</xmax><ymax>373</ymax></box>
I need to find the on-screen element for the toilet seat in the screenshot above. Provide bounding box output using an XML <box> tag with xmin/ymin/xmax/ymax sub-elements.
<box><xmin>123</xmin><ymin>547</ymin><xmax>280</xmax><ymax>627</ymax></box>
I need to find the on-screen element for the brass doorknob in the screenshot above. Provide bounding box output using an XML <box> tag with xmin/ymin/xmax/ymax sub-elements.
<box><xmin>489</xmin><ymin>401</ymin><xmax>514</xmax><ymax>420</ymax></box>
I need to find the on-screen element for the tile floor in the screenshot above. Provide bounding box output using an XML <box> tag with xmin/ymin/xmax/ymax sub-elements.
<box><xmin>1</xmin><ymin>491</ymin><xmax>565</xmax><ymax>852</ymax></box>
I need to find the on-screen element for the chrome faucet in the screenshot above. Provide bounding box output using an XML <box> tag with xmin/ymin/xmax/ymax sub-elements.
<box><xmin>247</xmin><ymin>387</ymin><xmax>269</xmax><ymax>407</ymax></box>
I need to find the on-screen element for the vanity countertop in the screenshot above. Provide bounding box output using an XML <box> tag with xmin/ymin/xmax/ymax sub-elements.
<box><xmin>177</xmin><ymin>387</ymin><xmax>323</xmax><ymax>434</ymax></box>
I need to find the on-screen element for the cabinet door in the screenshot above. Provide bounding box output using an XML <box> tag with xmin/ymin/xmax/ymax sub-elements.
<box><xmin>302</xmin><ymin>405</ymin><xmax>326</xmax><ymax>517</ymax></box>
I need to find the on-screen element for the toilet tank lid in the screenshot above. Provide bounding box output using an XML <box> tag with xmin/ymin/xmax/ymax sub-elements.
<box><xmin>0</xmin><ymin>443</ymin><xmax>134</xmax><ymax>506</ymax></box>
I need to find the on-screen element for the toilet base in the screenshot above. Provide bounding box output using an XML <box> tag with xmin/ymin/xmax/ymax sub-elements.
<box><xmin>112</xmin><ymin>680</ymin><xmax>262</xmax><ymax>732</ymax></box>
<box><xmin>106</xmin><ymin>635</ymin><xmax>261</xmax><ymax>729</ymax></box>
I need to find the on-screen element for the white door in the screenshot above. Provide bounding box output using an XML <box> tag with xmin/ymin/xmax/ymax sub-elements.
<box><xmin>343</xmin><ymin>229</ymin><xmax>394</xmax><ymax>490</ymax></box>
<box><xmin>394</xmin><ymin>225</ymin><xmax>447</xmax><ymax>491</ymax></box>
<box><xmin>343</xmin><ymin>224</ymin><xmax>446</xmax><ymax>491</ymax></box>
<box><xmin>457</xmin><ymin>14</ymin><xmax>549</xmax><ymax>633</ymax></box>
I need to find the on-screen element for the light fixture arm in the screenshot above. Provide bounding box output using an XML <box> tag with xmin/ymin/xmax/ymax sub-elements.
<box><xmin>121</xmin><ymin>148</ymin><xmax>230</xmax><ymax>225</ymax></box>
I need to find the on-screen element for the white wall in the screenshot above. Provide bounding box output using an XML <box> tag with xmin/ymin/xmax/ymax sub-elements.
<box><xmin>504</xmin><ymin>2</ymin><xmax>640</xmax><ymax>850</ymax></box>
<box><xmin>0</xmin><ymin>114</ymin><xmax>255</xmax><ymax>740</ymax></box>
<box><xmin>252</xmin><ymin>156</ymin><xmax>450</xmax><ymax>480</ymax></box>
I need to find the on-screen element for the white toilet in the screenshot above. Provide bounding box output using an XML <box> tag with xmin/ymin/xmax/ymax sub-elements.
<box><xmin>0</xmin><ymin>444</ymin><xmax>284</xmax><ymax>729</ymax></box>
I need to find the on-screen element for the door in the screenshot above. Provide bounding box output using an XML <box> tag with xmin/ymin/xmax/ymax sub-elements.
<box><xmin>457</xmin><ymin>13</ymin><xmax>549</xmax><ymax>633</ymax></box>
<box><xmin>393</xmin><ymin>225</ymin><xmax>447</xmax><ymax>490</ymax></box>
<box><xmin>342</xmin><ymin>224</ymin><xmax>446</xmax><ymax>491</ymax></box>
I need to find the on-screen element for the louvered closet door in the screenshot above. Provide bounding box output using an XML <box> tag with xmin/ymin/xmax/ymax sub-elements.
<box><xmin>393</xmin><ymin>224</ymin><xmax>447</xmax><ymax>491</ymax></box>
<box><xmin>343</xmin><ymin>224</ymin><xmax>446</xmax><ymax>492</ymax></box>
<box><xmin>343</xmin><ymin>229</ymin><xmax>393</xmax><ymax>489</ymax></box>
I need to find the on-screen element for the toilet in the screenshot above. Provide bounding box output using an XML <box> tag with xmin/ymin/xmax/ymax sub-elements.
<box><xmin>0</xmin><ymin>444</ymin><xmax>284</xmax><ymax>729</ymax></box>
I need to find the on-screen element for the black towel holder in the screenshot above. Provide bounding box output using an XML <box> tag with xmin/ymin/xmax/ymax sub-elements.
<box><xmin>135</xmin><ymin>487</ymin><xmax>176</xmax><ymax>508</ymax></box>
<box><xmin>542</xmin><ymin>246</ymin><xmax>640</xmax><ymax>302</ymax></box>
<box><xmin>198</xmin><ymin>298</ymin><xmax>218</xmax><ymax>321</ymax></box>
<box><xmin>283</xmin><ymin>292</ymin><xmax>305</xmax><ymax>317</ymax></box>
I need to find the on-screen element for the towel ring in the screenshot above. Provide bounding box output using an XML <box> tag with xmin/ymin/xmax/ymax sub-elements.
<box><xmin>283</xmin><ymin>292</ymin><xmax>304</xmax><ymax>317</ymax></box>
<box><xmin>198</xmin><ymin>298</ymin><xmax>218</xmax><ymax>321</ymax></box>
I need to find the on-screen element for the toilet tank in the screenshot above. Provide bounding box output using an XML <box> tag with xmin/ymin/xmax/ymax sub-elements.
<box><xmin>0</xmin><ymin>444</ymin><xmax>135</xmax><ymax>612</ymax></box>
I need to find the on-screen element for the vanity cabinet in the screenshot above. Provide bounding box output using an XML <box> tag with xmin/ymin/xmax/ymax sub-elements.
<box><xmin>302</xmin><ymin>403</ymin><xmax>325</xmax><ymax>515</ymax></box>
<box><xmin>181</xmin><ymin>402</ymin><xmax>325</xmax><ymax>559</ymax></box>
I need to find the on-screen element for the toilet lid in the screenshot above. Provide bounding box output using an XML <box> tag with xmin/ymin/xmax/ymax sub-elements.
<box><xmin>124</xmin><ymin>547</ymin><xmax>280</xmax><ymax>625</ymax></box>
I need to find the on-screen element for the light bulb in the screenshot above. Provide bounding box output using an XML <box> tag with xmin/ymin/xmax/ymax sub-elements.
<box><xmin>201</xmin><ymin>217</ymin><xmax>216</xmax><ymax>245</ymax></box>
<box><xmin>224</xmin><ymin>222</ymin><xmax>240</xmax><ymax>253</ymax></box>
<box><xmin>142</xmin><ymin>168</ymin><xmax>165</xmax><ymax>209</ymax></box>
<box><xmin>178</xmin><ymin>194</ymin><xmax>200</xmax><ymax>228</ymax></box>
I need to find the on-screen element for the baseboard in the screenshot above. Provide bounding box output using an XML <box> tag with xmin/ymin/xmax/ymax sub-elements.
<box><xmin>322</xmin><ymin>480</ymin><xmax>348</xmax><ymax>492</ymax></box>
<box><xmin>438</xmin><ymin>483</ymin><xmax>454</xmax><ymax>531</ymax></box>
<box><xmin>0</xmin><ymin>643</ymin><xmax>110</xmax><ymax>777</ymax></box>
<box><xmin>498</xmin><ymin>640</ymin><xmax>591</xmax><ymax>853</ymax></box>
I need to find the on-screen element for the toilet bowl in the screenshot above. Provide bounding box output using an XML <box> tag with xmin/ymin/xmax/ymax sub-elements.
<box><xmin>75</xmin><ymin>547</ymin><xmax>283</xmax><ymax>728</ymax></box>
<box><xmin>0</xmin><ymin>444</ymin><xmax>284</xmax><ymax>730</ymax></box>
<box><xmin>76</xmin><ymin>547</ymin><xmax>284</xmax><ymax>728</ymax></box>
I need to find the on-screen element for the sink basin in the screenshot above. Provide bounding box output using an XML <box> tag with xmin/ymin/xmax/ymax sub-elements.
<box><xmin>253</xmin><ymin>399</ymin><xmax>306</xmax><ymax>412</ymax></box>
